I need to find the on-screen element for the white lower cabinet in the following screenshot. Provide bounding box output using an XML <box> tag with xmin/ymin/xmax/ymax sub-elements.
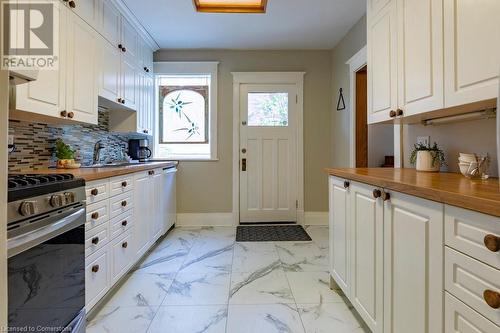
<box><xmin>349</xmin><ymin>182</ymin><xmax>383</xmax><ymax>333</ymax></box>
<box><xmin>85</xmin><ymin>167</ymin><xmax>177</xmax><ymax>311</ymax></box>
<box><xmin>383</xmin><ymin>190</ymin><xmax>443</xmax><ymax>333</ymax></box>
<box><xmin>329</xmin><ymin>177</ymin><xmax>350</xmax><ymax>295</ymax></box>
<box><xmin>445</xmin><ymin>293</ymin><xmax>499</xmax><ymax>333</ymax></box>
<box><xmin>329</xmin><ymin>176</ymin><xmax>444</xmax><ymax>333</ymax></box>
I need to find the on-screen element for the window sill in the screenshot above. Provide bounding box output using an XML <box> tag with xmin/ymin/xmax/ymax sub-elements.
<box><xmin>154</xmin><ymin>157</ymin><xmax>219</xmax><ymax>162</ymax></box>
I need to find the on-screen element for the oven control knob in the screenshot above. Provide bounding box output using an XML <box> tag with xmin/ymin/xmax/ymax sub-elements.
<box><xmin>64</xmin><ymin>192</ymin><xmax>76</xmax><ymax>204</ymax></box>
<box><xmin>50</xmin><ymin>194</ymin><xmax>66</xmax><ymax>208</ymax></box>
<box><xmin>19</xmin><ymin>201</ymin><xmax>38</xmax><ymax>216</ymax></box>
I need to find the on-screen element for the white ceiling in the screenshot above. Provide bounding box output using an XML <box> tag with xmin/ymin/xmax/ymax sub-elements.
<box><xmin>122</xmin><ymin>0</ymin><xmax>367</xmax><ymax>50</ymax></box>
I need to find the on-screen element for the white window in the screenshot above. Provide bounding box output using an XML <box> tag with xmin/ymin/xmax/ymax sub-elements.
<box><xmin>154</xmin><ymin>62</ymin><xmax>218</xmax><ymax>160</ymax></box>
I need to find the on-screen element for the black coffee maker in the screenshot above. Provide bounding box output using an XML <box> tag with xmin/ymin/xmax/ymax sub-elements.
<box><xmin>128</xmin><ymin>139</ymin><xmax>152</xmax><ymax>162</ymax></box>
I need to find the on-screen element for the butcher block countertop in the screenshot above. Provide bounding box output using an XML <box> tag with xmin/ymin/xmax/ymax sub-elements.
<box><xmin>15</xmin><ymin>161</ymin><xmax>178</xmax><ymax>182</ymax></box>
<box><xmin>325</xmin><ymin>168</ymin><xmax>500</xmax><ymax>218</ymax></box>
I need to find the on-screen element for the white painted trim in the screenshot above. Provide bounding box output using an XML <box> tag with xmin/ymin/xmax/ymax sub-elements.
<box><xmin>346</xmin><ymin>46</ymin><xmax>367</xmax><ymax>168</ymax></box>
<box><xmin>232</xmin><ymin>72</ymin><xmax>305</xmax><ymax>226</ymax></box>
<box><xmin>176</xmin><ymin>213</ymin><xmax>234</xmax><ymax>227</ymax></box>
<box><xmin>304</xmin><ymin>212</ymin><xmax>329</xmax><ymax>226</ymax></box>
<box><xmin>153</xmin><ymin>62</ymin><xmax>219</xmax><ymax>161</ymax></box>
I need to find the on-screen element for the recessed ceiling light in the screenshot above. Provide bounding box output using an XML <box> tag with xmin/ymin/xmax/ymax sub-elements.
<box><xmin>193</xmin><ymin>0</ymin><xmax>267</xmax><ymax>13</ymax></box>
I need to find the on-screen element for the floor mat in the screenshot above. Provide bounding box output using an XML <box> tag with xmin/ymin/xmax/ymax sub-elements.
<box><xmin>236</xmin><ymin>225</ymin><xmax>312</xmax><ymax>242</ymax></box>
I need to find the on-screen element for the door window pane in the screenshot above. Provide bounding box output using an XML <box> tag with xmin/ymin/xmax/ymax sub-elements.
<box><xmin>247</xmin><ymin>92</ymin><xmax>289</xmax><ymax>127</ymax></box>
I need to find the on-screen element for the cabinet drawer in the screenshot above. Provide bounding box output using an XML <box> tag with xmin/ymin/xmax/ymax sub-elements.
<box><xmin>445</xmin><ymin>205</ymin><xmax>500</xmax><ymax>269</ymax></box>
<box><xmin>445</xmin><ymin>247</ymin><xmax>500</xmax><ymax>326</ymax></box>
<box><xmin>85</xmin><ymin>222</ymin><xmax>109</xmax><ymax>258</ymax></box>
<box><xmin>109</xmin><ymin>174</ymin><xmax>134</xmax><ymax>197</ymax></box>
<box><xmin>85</xmin><ymin>247</ymin><xmax>110</xmax><ymax>310</ymax></box>
<box><xmin>445</xmin><ymin>292</ymin><xmax>499</xmax><ymax>333</ymax></box>
<box><xmin>86</xmin><ymin>200</ymin><xmax>110</xmax><ymax>231</ymax></box>
<box><xmin>111</xmin><ymin>229</ymin><xmax>135</xmax><ymax>284</ymax></box>
<box><xmin>109</xmin><ymin>191</ymin><xmax>133</xmax><ymax>218</ymax></box>
<box><xmin>86</xmin><ymin>179</ymin><xmax>109</xmax><ymax>204</ymax></box>
<box><xmin>110</xmin><ymin>210</ymin><xmax>133</xmax><ymax>240</ymax></box>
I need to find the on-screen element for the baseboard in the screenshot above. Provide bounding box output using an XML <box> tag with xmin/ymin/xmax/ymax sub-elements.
<box><xmin>176</xmin><ymin>213</ymin><xmax>234</xmax><ymax>227</ymax></box>
<box><xmin>304</xmin><ymin>211</ymin><xmax>328</xmax><ymax>225</ymax></box>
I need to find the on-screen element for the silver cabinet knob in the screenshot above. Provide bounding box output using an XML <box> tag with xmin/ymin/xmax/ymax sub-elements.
<box><xmin>19</xmin><ymin>201</ymin><xmax>38</xmax><ymax>216</ymax></box>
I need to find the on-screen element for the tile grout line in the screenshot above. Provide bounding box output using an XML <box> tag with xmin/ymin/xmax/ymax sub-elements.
<box><xmin>145</xmin><ymin>229</ymin><xmax>202</xmax><ymax>333</ymax></box>
<box><xmin>225</xmin><ymin>230</ymin><xmax>237</xmax><ymax>333</ymax></box>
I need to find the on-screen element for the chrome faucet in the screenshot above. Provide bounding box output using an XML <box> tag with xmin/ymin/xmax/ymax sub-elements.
<box><xmin>93</xmin><ymin>140</ymin><xmax>105</xmax><ymax>165</ymax></box>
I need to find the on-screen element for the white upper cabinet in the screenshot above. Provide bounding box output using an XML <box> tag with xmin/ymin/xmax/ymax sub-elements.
<box><xmin>368</xmin><ymin>0</ymin><xmax>391</xmax><ymax>17</ymax></box>
<box><xmin>443</xmin><ymin>0</ymin><xmax>500</xmax><ymax>108</ymax></box>
<box><xmin>66</xmin><ymin>10</ymin><xmax>98</xmax><ymax>124</ymax></box>
<box><xmin>98</xmin><ymin>37</ymin><xmax>121</xmax><ymax>104</ymax></box>
<box><xmin>100</xmin><ymin>0</ymin><xmax>121</xmax><ymax>48</ymax></box>
<box><xmin>120</xmin><ymin>17</ymin><xmax>139</xmax><ymax>61</ymax></box>
<box><xmin>70</xmin><ymin>0</ymin><xmax>100</xmax><ymax>28</ymax></box>
<box><xmin>12</xmin><ymin>3</ymin><xmax>66</xmax><ymax>119</ymax></box>
<box><xmin>368</xmin><ymin>0</ymin><xmax>499</xmax><ymax>123</ymax></box>
<box><xmin>368</xmin><ymin>0</ymin><xmax>398</xmax><ymax>124</ymax></box>
<box><xmin>121</xmin><ymin>54</ymin><xmax>139</xmax><ymax>110</ymax></box>
<box><xmin>383</xmin><ymin>191</ymin><xmax>443</xmax><ymax>333</ymax></box>
<box><xmin>397</xmin><ymin>0</ymin><xmax>444</xmax><ymax>117</ymax></box>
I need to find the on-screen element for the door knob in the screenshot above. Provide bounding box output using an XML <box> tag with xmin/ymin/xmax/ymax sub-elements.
<box><xmin>483</xmin><ymin>290</ymin><xmax>500</xmax><ymax>309</ymax></box>
<box><xmin>381</xmin><ymin>191</ymin><xmax>391</xmax><ymax>201</ymax></box>
<box><xmin>389</xmin><ymin>110</ymin><xmax>397</xmax><ymax>118</ymax></box>
<box><xmin>121</xmin><ymin>200</ymin><xmax>127</xmax><ymax>207</ymax></box>
<box><xmin>67</xmin><ymin>112</ymin><xmax>74</xmax><ymax>119</ymax></box>
<box><xmin>373</xmin><ymin>189</ymin><xmax>382</xmax><ymax>199</ymax></box>
<box><xmin>343</xmin><ymin>181</ymin><xmax>350</xmax><ymax>189</ymax></box>
<box><xmin>122</xmin><ymin>220</ymin><xmax>128</xmax><ymax>227</ymax></box>
<box><xmin>242</xmin><ymin>121</ymin><xmax>247</xmax><ymax>126</ymax></box>
<box><xmin>92</xmin><ymin>237</ymin><xmax>99</xmax><ymax>245</ymax></box>
<box><xmin>484</xmin><ymin>234</ymin><xmax>500</xmax><ymax>252</ymax></box>
<box><xmin>60</xmin><ymin>110</ymin><xmax>68</xmax><ymax>117</ymax></box>
<box><xmin>241</xmin><ymin>158</ymin><xmax>247</xmax><ymax>172</ymax></box>
<box><xmin>241</xmin><ymin>148</ymin><xmax>247</xmax><ymax>154</ymax></box>
<box><xmin>91</xmin><ymin>265</ymin><xmax>99</xmax><ymax>273</ymax></box>
<box><xmin>122</xmin><ymin>242</ymin><xmax>128</xmax><ymax>248</ymax></box>
<box><xmin>91</xmin><ymin>188</ymin><xmax>98</xmax><ymax>196</ymax></box>
<box><xmin>68</xmin><ymin>0</ymin><xmax>76</xmax><ymax>8</ymax></box>
<box><xmin>91</xmin><ymin>212</ymin><xmax>99</xmax><ymax>220</ymax></box>
<box><xmin>396</xmin><ymin>109</ymin><xmax>404</xmax><ymax>116</ymax></box>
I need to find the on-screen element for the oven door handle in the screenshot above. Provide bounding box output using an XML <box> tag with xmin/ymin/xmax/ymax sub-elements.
<box><xmin>7</xmin><ymin>207</ymin><xmax>85</xmax><ymax>258</ymax></box>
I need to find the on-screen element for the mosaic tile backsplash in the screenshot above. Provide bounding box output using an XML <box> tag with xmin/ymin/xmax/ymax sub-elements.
<box><xmin>8</xmin><ymin>108</ymin><xmax>148</xmax><ymax>171</ymax></box>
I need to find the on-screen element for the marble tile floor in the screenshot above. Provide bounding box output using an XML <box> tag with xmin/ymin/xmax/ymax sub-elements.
<box><xmin>87</xmin><ymin>226</ymin><xmax>369</xmax><ymax>333</ymax></box>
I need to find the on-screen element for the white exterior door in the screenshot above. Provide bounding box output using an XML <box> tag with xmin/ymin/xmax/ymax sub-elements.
<box><xmin>239</xmin><ymin>84</ymin><xmax>298</xmax><ymax>223</ymax></box>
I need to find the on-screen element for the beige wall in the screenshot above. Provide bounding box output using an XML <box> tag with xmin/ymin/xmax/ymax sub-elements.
<box><xmin>155</xmin><ymin>50</ymin><xmax>333</xmax><ymax>213</ymax></box>
<box><xmin>330</xmin><ymin>15</ymin><xmax>367</xmax><ymax>167</ymax></box>
<box><xmin>403</xmin><ymin>119</ymin><xmax>498</xmax><ymax>176</ymax></box>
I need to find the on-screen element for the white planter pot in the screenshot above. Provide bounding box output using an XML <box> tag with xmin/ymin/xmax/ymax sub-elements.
<box><xmin>416</xmin><ymin>151</ymin><xmax>440</xmax><ymax>172</ymax></box>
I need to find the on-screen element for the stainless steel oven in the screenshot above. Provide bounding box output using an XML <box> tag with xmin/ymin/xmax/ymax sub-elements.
<box><xmin>7</xmin><ymin>174</ymin><xmax>86</xmax><ymax>333</ymax></box>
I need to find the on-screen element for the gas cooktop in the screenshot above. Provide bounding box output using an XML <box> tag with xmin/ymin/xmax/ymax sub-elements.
<box><xmin>8</xmin><ymin>174</ymin><xmax>86</xmax><ymax>202</ymax></box>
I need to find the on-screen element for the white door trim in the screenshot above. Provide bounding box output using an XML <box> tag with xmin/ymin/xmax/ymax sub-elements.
<box><xmin>346</xmin><ymin>46</ymin><xmax>367</xmax><ymax>168</ymax></box>
<box><xmin>232</xmin><ymin>72</ymin><xmax>305</xmax><ymax>225</ymax></box>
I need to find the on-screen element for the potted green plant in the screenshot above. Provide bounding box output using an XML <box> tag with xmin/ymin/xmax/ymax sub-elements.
<box><xmin>55</xmin><ymin>139</ymin><xmax>78</xmax><ymax>169</ymax></box>
<box><xmin>410</xmin><ymin>142</ymin><xmax>446</xmax><ymax>172</ymax></box>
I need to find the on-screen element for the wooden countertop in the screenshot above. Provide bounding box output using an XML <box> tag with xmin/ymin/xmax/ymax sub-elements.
<box><xmin>325</xmin><ymin>168</ymin><xmax>500</xmax><ymax>218</ymax></box>
<box><xmin>14</xmin><ymin>161</ymin><xmax>178</xmax><ymax>182</ymax></box>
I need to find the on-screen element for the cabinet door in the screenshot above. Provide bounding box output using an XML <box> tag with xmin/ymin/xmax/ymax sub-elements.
<box><xmin>444</xmin><ymin>0</ymin><xmax>500</xmax><ymax>107</ymax></box>
<box><xmin>145</xmin><ymin>75</ymin><xmax>154</xmax><ymax>134</ymax></box>
<box><xmin>162</xmin><ymin>168</ymin><xmax>177</xmax><ymax>234</ymax></box>
<box><xmin>368</xmin><ymin>0</ymin><xmax>398</xmax><ymax>124</ymax></box>
<box><xmin>133</xmin><ymin>171</ymin><xmax>151</xmax><ymax>258</ymax></box>
<box><xmin>329</xmin><ymin>177</ymin><xmax>351</xmax><ymax>296</ymax></box>
<box><xmin>368</xmin><ymin>0</ymin><xmax>391</xmax><ymax>17</ymax></box>
<box><xmin>350</xmin><ymin>182</ymin><xmax>384</xmax><ymax>333</ymax></box>
<box><xmin>383</xmin><ymin>190</ymin><xmax>443</xmax><ymax>333</ymax></box>
<box><xmin>71</xmin><ymin>0</ymin><xmax>99</xmax><ymax>28</ymax></box>
<box><xmin>98</xmin><ymin>38</ymin><xmax>121</xmax><ymax>104</ymax></box>
<box><xmin>151</xmin><ymin>170</ymin><xmax>163</xmax><ymax>242</ymax></box>
<box><xmin>66</xmin><ymin>11</ymin><xmax>98</xmax><ymax>124</ymax></box>
<box><xmin>445</xmin><ymin>293</ymin><xmax>500</xmax><ymax>333</ymax></box>
<box><xmin>14</xmin><ymin>3</ymin><xmax>66</xmax><ymax>119</ymax></box>
<box><xmin>121</xmin><ymin>16</ymin><xmax>139</xmax><ymax>60</ymax></box>
<box><xmin>136</xmin><ymin>71</ymin><xmax>146</xmax><ymax>133</ymax></box>
<box><xmin>121</xmin><ymin>55</ymin><xmax>138</xmax><ymax>110</ymax></box>
<box><xmin>397</xmin><ymin>0</ymin><xmax>444</xmax><ymax>116</ymax></box>
<box><xmin>100</xmin><ymin>0</ymin><xmax>120</xmax><ymax>47</ymax></box>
